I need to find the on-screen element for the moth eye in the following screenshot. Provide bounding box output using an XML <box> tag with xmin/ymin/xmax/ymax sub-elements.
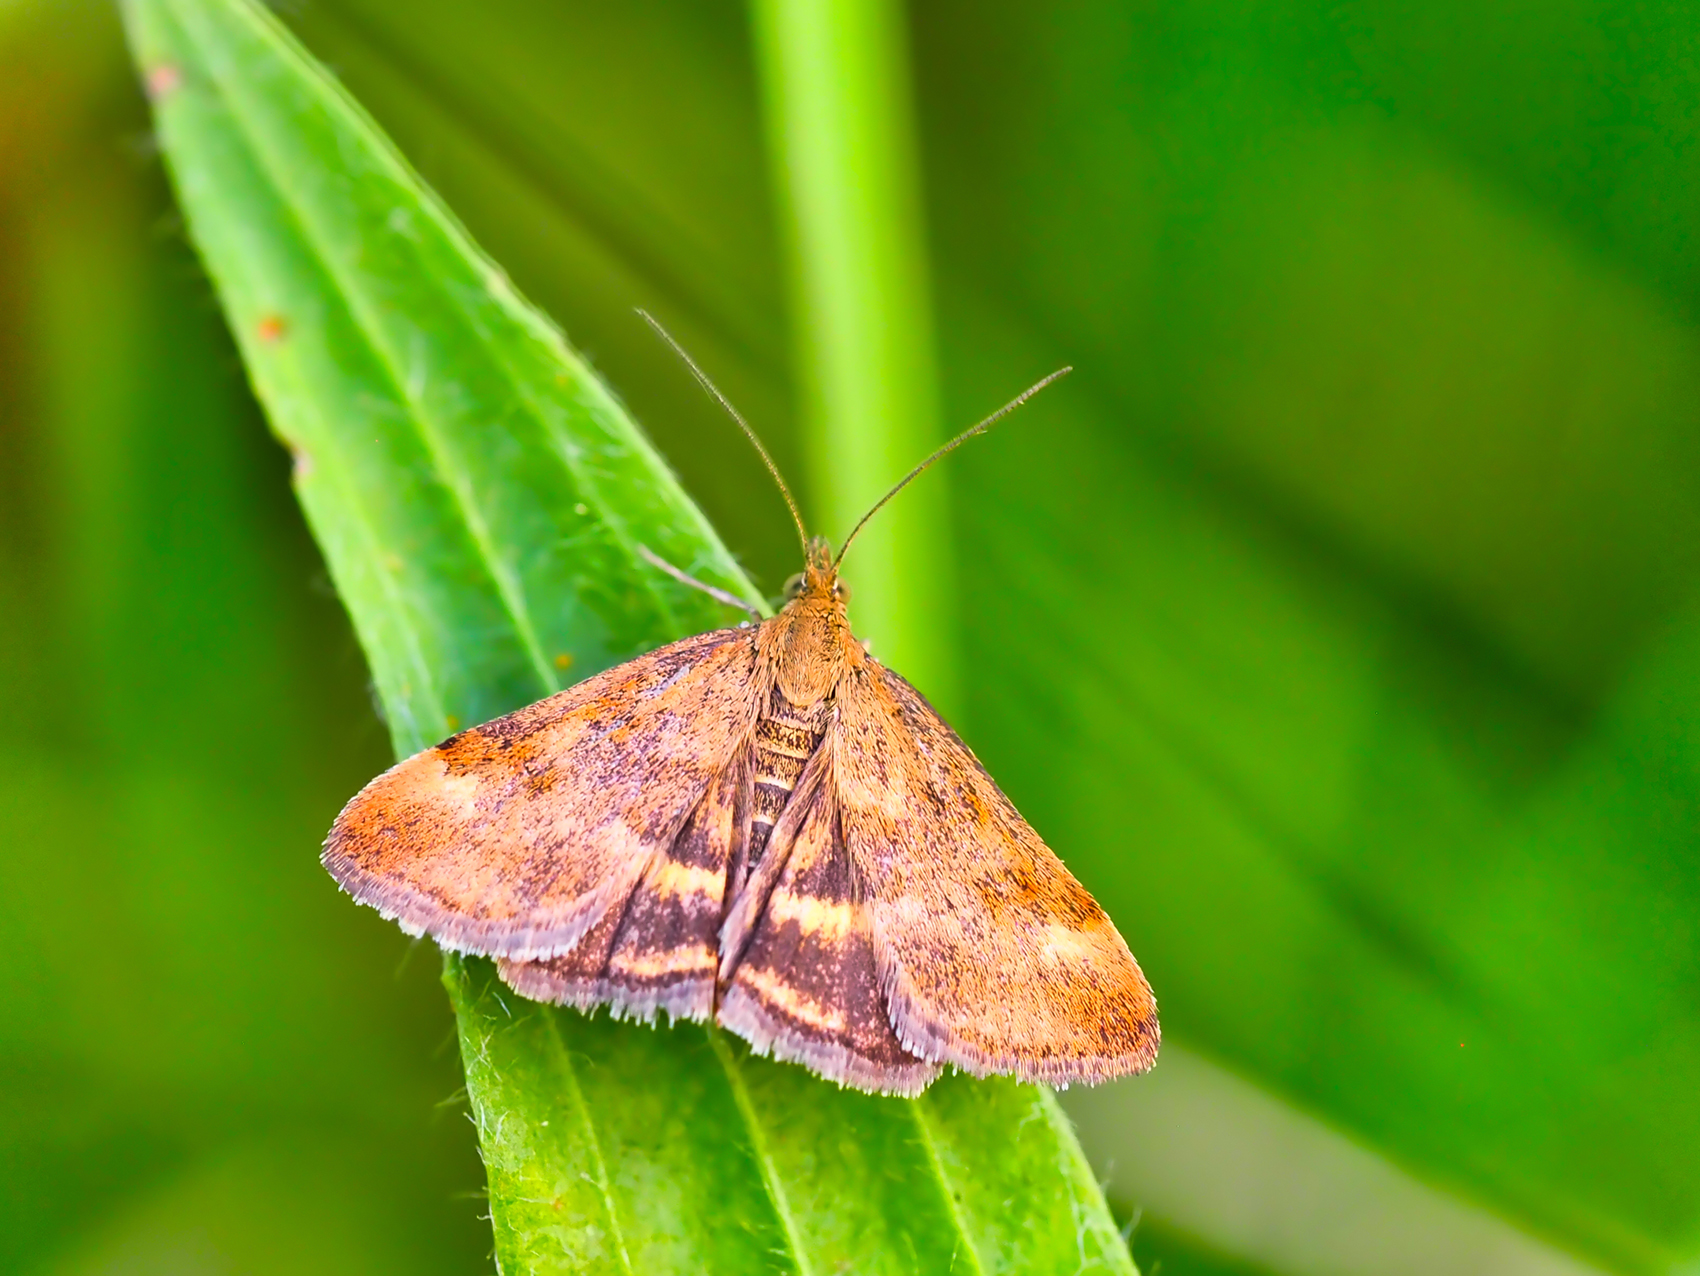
<box><xmin>783</xmin><ymin>573</ymin><xmax>806</xmax><ymax>601</ymax></box>
<box><xmin>833</xmin><ymin>580</ymin><xmax>852</xmax><ymax>603</ymax></box>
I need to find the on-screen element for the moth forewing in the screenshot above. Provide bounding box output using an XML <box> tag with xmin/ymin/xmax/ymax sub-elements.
<box><xmin>498</xmin><ymin>744</ymin><xmax>751</xmax><ymax>1023</ymax></box>
<box><xmin>838</xmin><ymin>664</ymin><xmax>1160</xmax><ymax>1087</ymax></box>
<box><xmin>321</xmin><ymin>626</ymin><xmax>766</xmax><ymax>961</ymax></box>
<box><xmin>718</xmin><ymin>779</ymin><xmax>943</xmax><ymax>1096</ymax></box>
<box><xmin>716</xmin><ymin>743</ymin><xmax>832</xmax><ymax>981</ymax></box>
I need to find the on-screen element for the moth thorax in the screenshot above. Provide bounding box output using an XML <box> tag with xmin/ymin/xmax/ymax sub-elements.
<box><xmin>772</xmin><ymin>596</ymin><xmax>849</xmax><ymax>705</ymax></box>
<box><xmin>748</xmin><ymin>691</ymin><xmax>828</xmax><ymax>859</ymax></box>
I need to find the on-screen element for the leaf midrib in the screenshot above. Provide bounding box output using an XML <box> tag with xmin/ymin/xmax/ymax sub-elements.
<box><xmin>911</xmin><ymin>1096</ymin><xmax>990</xmax><ymax>1276</ymax></box>
<box><xmin>710</xmin><ymin>1029</ymin><xmax>812</xmax><ymax>1276</ymax></box>
<box><xmin>542</xmin><ymin>1008</ymin><xmax>637</xmax><ymax>1275</ymax></box>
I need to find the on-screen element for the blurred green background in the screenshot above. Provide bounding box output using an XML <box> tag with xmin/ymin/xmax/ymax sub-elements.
<box><xmin>4</xmin><ymin>1</ymin><xmax>1698</xmax><ymax>1273</ymax></box>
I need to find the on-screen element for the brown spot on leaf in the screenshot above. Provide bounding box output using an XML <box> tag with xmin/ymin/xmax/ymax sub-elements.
<box><xmin>256</xmin><ymin>314</ymin><xmax>287</xmax><ymax>342</ymax></box>
<box><xmin>145</xmin><ymin>64</ymin><xmax>182</xmax><ymax>100</ymax></box>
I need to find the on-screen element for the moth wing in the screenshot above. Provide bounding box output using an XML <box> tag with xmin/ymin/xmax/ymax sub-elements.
<box><xmin>500</xmin><ymin>744</ymin><xmax>752</xmax><ymax>1023</ymax></box>
<box><xmin>323</xmin><ymin>626</ymin><xmax>767</xmax><ymax>960</ymax></box>
<box><xmin>836</xmin><ymin>664</ymin><xmax>1159</xmax><ymax>1086</ymax></box>
<box><xmin>717</xmin><ymin>774</ymin><xmax>940</xmax><ymax>1096</ymax></box>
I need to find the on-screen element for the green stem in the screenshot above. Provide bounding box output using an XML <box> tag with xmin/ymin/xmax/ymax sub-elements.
<box><xmin>750</xmin><ymin>0</ymin><xmax>956</xmax><ymax>714</ymax></box>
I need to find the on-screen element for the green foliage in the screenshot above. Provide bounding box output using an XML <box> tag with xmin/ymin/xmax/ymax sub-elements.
<box><xmin>0</xmin><ymin>4</ymin><xmax>487</xmax><ymax>1272</ymax></box>
<box><xmin>118</xmin><ymin>0</ymin><xmax>1136</xmax><ymax>1270</ymax></box>
<box><xmin>6</xmin><ymin>0</ymin><xmax>1700</xmax><ymax>1272</ymax></box>
<box><xmin>256</xmin><ymin>2</ymin><xmax>1700</xmax><ymax>1270</ymax></box>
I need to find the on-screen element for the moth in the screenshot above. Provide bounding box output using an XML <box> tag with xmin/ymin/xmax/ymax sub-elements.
<box><xmin>324</xmin><ymin>332</ymin><xmax>1158</xmax><ymax>1096</ymax></box>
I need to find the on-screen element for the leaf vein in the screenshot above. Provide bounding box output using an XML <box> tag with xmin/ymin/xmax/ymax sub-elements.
<box><xmin>912</xmin><ymin>1091</ymin><xmax>991</xmax><ymax>1276</ymax></box>
<box><xmin>542</xmin><ymin>1009</ymin><xmax>637</xmax><ymax>1276</ymax></box>
<box><xmin>710</xmin><ymin>1029</ymin><xmax>812</xmax><ymax>1276</ymax></box>
<box><xmin>152</xmin><ymin>0</ymin><xmax>454</xmax><ymax>742</ymax></box>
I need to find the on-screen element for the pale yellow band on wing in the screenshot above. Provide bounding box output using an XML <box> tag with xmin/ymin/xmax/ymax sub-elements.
<box><xmin>609</xmin><ymin>945</ymin><xmax>715</xmax><ymax>979</ymax></box>
<box><xmin>739</xmin><ymin>965</ymin><xmax>846</xmax><ymax>1032</ymax></box>
<box><xmin>650</xmin><ymin>859</ymin><xmax>723</xmax><ymax>902</ymax></box>
<box><xmin>765</xmin><ymin>889</ymin><xmax>855</xmax><ymax>942</ymax></box>
<box><xmin>1039</xmin><ymin>919</ymin><xmax>1106</xmax><ymax>964</ymax></box>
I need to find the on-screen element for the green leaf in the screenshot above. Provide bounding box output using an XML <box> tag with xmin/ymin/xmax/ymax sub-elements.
<box><xmin>120</xmin><ymin>0</ymin><xmax>1138</xmax><ymax>1270</ymax></box>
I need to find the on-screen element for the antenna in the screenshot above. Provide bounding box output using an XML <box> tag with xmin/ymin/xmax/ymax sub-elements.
<box><xmin>638</xmin><ymin>310</ymin><xmax>809</xmax><ymax>557</ymax></box>
<box><xmin>833</xmin><ymin>366</ymin><xmax>1072</xmax><ymax>570</ymax></box>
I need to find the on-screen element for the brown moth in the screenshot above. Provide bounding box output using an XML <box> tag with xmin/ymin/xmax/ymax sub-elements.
<box><xmin>323</xmin><ymin>336</ymin><xmax>1158</xmax><ymax>1096</ymax></box>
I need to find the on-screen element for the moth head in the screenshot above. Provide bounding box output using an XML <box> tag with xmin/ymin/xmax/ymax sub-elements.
<box><xmin>783</xmin><ymin>536</ymin><xmax>850</xmax><ymax>609</ymax></box>
<box><xmin>769</xmin><ymin>537</ymin><xmax>855</xmax><ymax>702</ymax></box>
<box><xmin>782</xmin><ymin>576</ymin><xmax>850</xmax><ymax>614</ymax></box>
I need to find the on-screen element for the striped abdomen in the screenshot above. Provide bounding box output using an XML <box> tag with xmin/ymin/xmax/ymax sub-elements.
<box><xmin>748</xmin><ymin>693</ymin><xmax>828</xmax><ymax>860</ymax></box>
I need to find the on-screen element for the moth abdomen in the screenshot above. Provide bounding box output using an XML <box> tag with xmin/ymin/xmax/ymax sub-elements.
<box><xmin>749</xmin><ymin>695</ymin><xmax>828</xmax><ymax>857</ymax></box>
